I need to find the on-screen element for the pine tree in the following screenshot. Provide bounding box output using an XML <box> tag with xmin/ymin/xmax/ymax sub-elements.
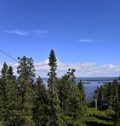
<box><xmin>58</xmin><ymin>74</ymin><xmax>71</xmax><ymax>112</ymax></box>
<box><xmin>0</xmin><ymin>63</ymin><xmax>20</xmax><ymax>126</ymax></box>
<box><xmin>66</xmin><ymin>69</ymin><xmax>77</xmax><ymax>125</ymax></box>
<box><xmin>33</xmin><ymin>77</ymin><xmax>49</xmax><ymax>126</ymax></box>
<box><xmin>5</xmin><ymin>66</ymin><xmax>20</xmax><ymax>126</ymax></box>
<box><xmin>47</xmin><ymin>49</ymin><xmax>63</xmax><ymax>126</ymax></box>
<box><xmin>65</xmin><ymin>69</ymin><xmax>81</xmax><ymax>125</ymax></box>
<box><xmin>58</xmin><ymin>71</ymin><xmax>74</xmax><ymax>125</ymax></box>
<box><xmin>17</xmin><ymin>56</ymin><xmax>36</xmax><ymax>126</ymax></box>
<box><xmin>76</xmin><ymin>80</ymin><xmax>87</xmax><ymax>125</ymax></box>
<box><xmin>48</xmin><ymin>49</ymin><xmax>57</xmax><ymax>95</ymax></box>
<box><xmin>0</xmin><ymin>62</ymin><xmax>8</xmax><ymax>122</ymax></box>
<box><xmin>58</xmin><ymin>69</ymin><xmax>86</xmax><ymax>126</ymax></box>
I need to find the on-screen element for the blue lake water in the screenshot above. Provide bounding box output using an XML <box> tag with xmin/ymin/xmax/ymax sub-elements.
<box><xmin>80</xmin><ymin>77</ymin><xmax>118</xmax><ymax>103</ymax></box>
<box><xmin>84</xmin><ymin>82</ymin><xmax>103</xmax><ymax>103</ymax></box>
<box><xmin>43</xmin><ymin>77</ymin><xmax>118</xmax><ymax>103</ymax></box>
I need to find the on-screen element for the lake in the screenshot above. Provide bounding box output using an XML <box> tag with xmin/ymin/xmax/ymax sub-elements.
<box><xmin>78</xmin><ymin>77</ymin><xmax>118</xmax><ymax>103</ymax></box>
<box><xmin>43</xmin><ymin>77</ymin><xmax>118</xmax><ymax>103</ymax></box>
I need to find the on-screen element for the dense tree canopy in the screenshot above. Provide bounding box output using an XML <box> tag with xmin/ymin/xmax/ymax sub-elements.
<box><xmin>0</xmin><ymin>50</ymin><xmax>87</xmax><ymax>126</ymax></box>
<box><xmin>92</xmin><ymin>79</ymin><xmax>120</xmax><ymax>125</ymax></box>
<box><xmin>1</xmin><ymin>50</ymin><xmax>120</xmax><ymax>126</ymax></box>
<box><xmin>17</xmin><ymin>56</ymin><xmax>36</xmax><ymax>126</ymax></box>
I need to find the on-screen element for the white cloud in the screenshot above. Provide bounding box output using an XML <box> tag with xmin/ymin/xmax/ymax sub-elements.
<box><xmin>0</xmin><ymin>60</ymin><xmax>120</xmax><ymax>78</ymax></box>
<box><xmin>34</xmin><ymin>60</ymin><xmax>120</xmax><ymax>77</ymax></box>
<box><xmin>79</xmin><ymin>39</ymin><xmax>94</xmax><ymax>44</ymax></box>
<box><xmin>4</xmin><ymin>30</ymin><xmax>29</xmax><ymax>36</ymax></box>
<box><xmin>4</xmin><ymin>29</ymin><xmax>48</xmax><ymax>37</ymax></box>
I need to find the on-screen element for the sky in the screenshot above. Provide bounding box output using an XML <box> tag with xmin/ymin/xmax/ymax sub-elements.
<box><xmin>0</xmin><ymin>0</ymin><xmax>120</xmax><ymax>77</ymax></box>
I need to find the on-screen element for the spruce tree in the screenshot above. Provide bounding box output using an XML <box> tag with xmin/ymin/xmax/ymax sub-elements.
<box><xmin>0</xmin><ymin>63</ymin><xmax>20</xmax><ymax>125</ymax></box>
<box><xmin>58</xmin><ymin>74</ymin><xmax>71</xmax><ymax>112</ymax></box>
<box><xmin>66</xmin><ymin>69</ymin><xmax>80</xmax><ymax>125</ymax></box>
<box><xmin>76</xmin><ymin>80</ymin><xmax>87</xmax><ymax>125</ymax></box>
<box><xmin>5</xmin><ymin>66</ymin><xmax>20</xmax><ymax>126</ymax></box>
<box><xmin>0</xmin><ymin>63</ymin><xmax>8</xmax><ymax>122</ymax></box>
<box><xmin>58</xmin><ymin>71</ymin><xmax>74</xmax><ymax>125</ymax></box>
<box><xmin>47</xmin><ymin>49</ymin><xmax>63</xmax><ymax>126</ymax></box>
<box><xmin>33</xmin><ymin>77</ymin><xmax>48</xmax><ymax>126</ymax></box>
<box><xmin>17</xmin><ymin>56</ymin><xmax>35</xmax><ymax>126</ymax></box>
<box><xmin>48</xmin><ymin>49</ymin><xmax>57</xmax><ymax>94</ymax></box>
<box><xmin>59</xmin><ymin>69</ymin><xmax>86</xmax><ymax>126</ymax></box>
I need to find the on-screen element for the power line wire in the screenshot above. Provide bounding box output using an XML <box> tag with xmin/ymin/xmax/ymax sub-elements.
<box><xmin>0</xmin><ymin>49</ymin><xmax>41</xmax><ymax>77</ymax></box>
<box><xmin>0</xmin><ymin>49</ymin><xmax>18</xmax><ymax>62</ymax></box>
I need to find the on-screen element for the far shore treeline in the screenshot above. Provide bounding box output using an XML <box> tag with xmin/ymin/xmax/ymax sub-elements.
<box><xmin>0</xmin><ymin>49</ymin><xmax>120</xmax><ymax>126</ymax></box>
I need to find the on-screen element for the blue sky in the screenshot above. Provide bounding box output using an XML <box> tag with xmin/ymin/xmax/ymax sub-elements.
<box><xmin>0</xmin><ymin>0</ymin><xmax>120</xmax><ymax>77</ymax></box>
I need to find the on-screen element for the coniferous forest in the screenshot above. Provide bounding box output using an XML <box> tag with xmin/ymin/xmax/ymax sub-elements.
<box><xmin>0</xmin><ymin>49</ymin><xmax>120</xmax><ymax>126</ymax></box>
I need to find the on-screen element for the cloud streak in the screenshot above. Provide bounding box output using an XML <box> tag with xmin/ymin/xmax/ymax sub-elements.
<box><xmin>4</xmin><ymin>30</ymin><xmax>29</xmax><ymax>36</ymax></box>
<box><xmin>79</xmin><ymin>39</ymin><xmax>94</xmax><ymax>44</ymax></box>
<box><xmin>4</xmin><ymin>29</ymin><xmax>48</xmax><ymax>36</ymax></box>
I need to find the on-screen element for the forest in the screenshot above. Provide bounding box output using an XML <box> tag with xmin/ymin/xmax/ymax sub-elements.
<box><xmin>0</xmin><ymin>49</ymin><xmax>120</xmax><ymax>126</ymax></box>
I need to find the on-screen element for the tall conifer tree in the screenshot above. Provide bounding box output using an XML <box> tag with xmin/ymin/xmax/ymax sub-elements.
<box><xmin>0</xmin><ymin>63</ymin><xmax>20</xmax><ymax>125</ymax></box>
<box><xmin>17</xmin><ymin>56</ymin><xmax>35</xmax><ymax>126</ymax></box>
<box><xmin>58</xmin><ymin>69</ymin><xmax>87</xmax><ymax>126</ymax></box>
<box><xmin>0</xmin><ymin>63</ymin><xmax>8</xmax><ymax>122</ymax></box>
<box><xmin>33</xmin><ymin>77</ymin><xmax>48</xmax><ymax>126</ymax></box>
<box><xmin>47</xmin><ymin>49</ymin><xmax>63</xmax><ymax>126</ymax></box>
<box><xmin>5</xmin><ymin>66</ymin><xmax>20</xmax><ymax>126</ymax></box>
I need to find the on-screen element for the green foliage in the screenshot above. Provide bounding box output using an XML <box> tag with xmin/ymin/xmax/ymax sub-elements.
<box><xmin>33</xmin><ymin>77</ymin><xmax>49</xmax><ymax>126</ymax></box>
<box><xmin>47</xmin><ymin>49</ymin><xmax>64</xmax><ymax>126</ymax></box>
<box><xmin>58</xmin><ymin>69</ymin><xmax>87</xmax><ymax>126</ymax></box>
<box><xmin>0</xmin><ymin>63</ymin><xmax>20</xmax><ymax>125</ymax></box>
<box><xmin>0</xmin><ymin>63</ymin><xmax>8</xmax><ymax>120</ymax></box>
<box><xmin>17</xmin><ymin>56</ymin><xmax>36</xmax><ymax>125</ymax></box>
<box><xmin>4</xmin><ymin>66</ymin><xmax>20</xmax><ymax>126</ymax></box>
<box><xmin>17</xmin><ymin>56</ymin><xmax>35</xmax><ymax>79</ymax></box>
<box><xmin>0</xmin><ymin>121</ymin><xmax>5</xmax><ymax>126</ymax></box>
<box><xmin>86</xmin><ymin>108</ymin><xmax>114</xmax><ymax>126</ymax></box>
<box><xmin>0</xmin><ymin>50</ymin><xmax>88</xmax><ymax>126</ymax></box>
<box><xmin>48</xmin><ymin>49</ymin><xmax>57</xmax><ymax>94</ymax></box>
<box><xmin>58</xmin><ymin>74</ymin><xmax>71</xmax><ymax>112</ymax></box>
<box><xmin>92</xmin><ymin>79</ymin><xmax>120</xmax><ymax>125</ymax></box>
